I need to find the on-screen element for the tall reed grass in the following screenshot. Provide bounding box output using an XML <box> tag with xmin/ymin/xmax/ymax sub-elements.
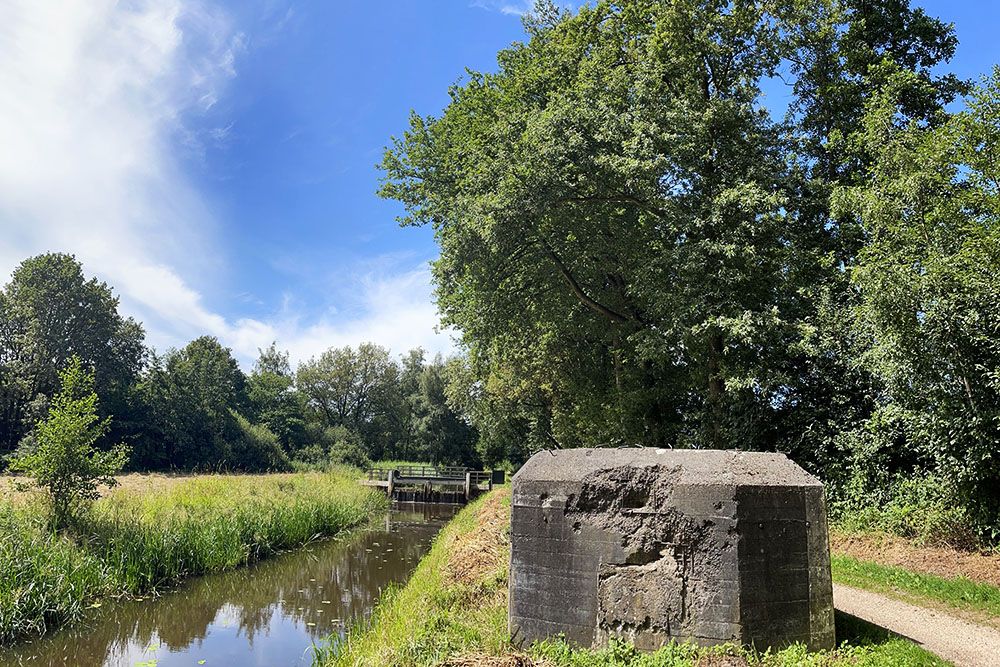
<box><xmin>0</xmin><ymin>469</ymin><xmax>384</xmax><ymax>644</ymax></box>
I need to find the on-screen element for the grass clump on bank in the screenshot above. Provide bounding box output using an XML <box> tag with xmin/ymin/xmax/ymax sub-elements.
<box><xmin>0</xmin><ymin>469</ymin><xmax>384</xmax><ymax>644</ymax></box>
<box><xmin>317</xmin><ymin>489</ymin><xmax>946</xmax><ymax>667</ymax></box>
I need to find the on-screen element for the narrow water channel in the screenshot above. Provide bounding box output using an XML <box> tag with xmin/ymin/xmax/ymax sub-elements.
<box><xmin>0</xmin><ymin>503</ymin><xmax>460</xmax><ymax>667</ymax></box>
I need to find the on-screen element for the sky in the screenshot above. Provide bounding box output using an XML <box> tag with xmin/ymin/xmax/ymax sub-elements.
<box><xmin>0</xmin><ymin>1</ymin><xmax>997</xmax><ymax>369</ymax></box>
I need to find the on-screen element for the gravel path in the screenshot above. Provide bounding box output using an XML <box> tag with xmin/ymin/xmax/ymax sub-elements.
<box><xmin>834</xmin><ymin>583</ymin><xmax>1000</xmax><ymax>666</ymax></box>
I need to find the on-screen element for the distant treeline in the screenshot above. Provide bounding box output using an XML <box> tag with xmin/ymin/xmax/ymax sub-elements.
<box><xmin>0</xmin><ymin>253</ymin><xmax>478</xmax><ymax>472</ymax></box>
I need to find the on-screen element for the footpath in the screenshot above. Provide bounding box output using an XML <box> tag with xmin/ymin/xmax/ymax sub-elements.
<box><xmin>834</xmin><ymin>583</ymin><xmax>1000</xmax><ymax>667</ymax></box>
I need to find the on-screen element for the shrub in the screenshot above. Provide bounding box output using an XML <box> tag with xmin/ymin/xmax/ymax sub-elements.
<box><xmin>831</xmin><ymin>472</ymin><xmax>978</xmax><ymax>548</ymax></box>
<box><xmin>8</xmin><ymin>357</ymin><xmax>129</xmax><ymax>529</ymax></box>
<box><xmin>229</xmin><ymin>412</ymin><xmax>291</xmax><ymax>472</ymax></box>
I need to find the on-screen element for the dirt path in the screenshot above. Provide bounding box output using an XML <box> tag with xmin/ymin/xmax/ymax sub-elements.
<box><xmin>834</xmin><ymin>584</ymin><xmax>1000</xmax><ymax>666</ymax></box>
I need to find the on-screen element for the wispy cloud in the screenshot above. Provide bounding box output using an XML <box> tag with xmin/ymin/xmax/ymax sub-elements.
<box><xmin>470</xmin><ymin>0</ymin><xmax>536</xmax><ymax>17</ymax></box>
<box><xmin>0</xmin><ymin>0</ymin><xmax>452</xmax><ymax>369</ymax></box>
<box><xmin>255</xmin><ymin>265</ymin><xmax>457</xmax><ymax>365</ymax></box>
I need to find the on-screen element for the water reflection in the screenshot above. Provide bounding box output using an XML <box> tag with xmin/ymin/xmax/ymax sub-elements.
<box><xmin>0</xmin><ymin>503</ymin><xmax>459</xmax><ymax>667</ymax></box>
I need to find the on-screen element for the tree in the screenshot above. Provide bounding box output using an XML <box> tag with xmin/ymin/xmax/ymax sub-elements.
<box><xmin>379</xmin><ymin>0</ymin><xmax>966</xmax><ymax>471</ymax></box>
<box><xmin>9</xmin><ymin>357</ymin><xmax>129</xmax><ymax>528</ymax></box>
<box><xmin>410</xmin><ymin>355</ymin><xmax>478</xmax><ymax>466</ymax></box>
<box><xmin>247</xmin><ymin>343</ymin><xmax>308</xmax><ymax>455</ymax></box>
<box><xmin>296</xmin><ymin>343</ymin><xmax>402</xmax><ymax>460</ymax></box>
<box><xmin>833</xmin><ymin>67</ymin><xmax>1000</xmax><ymax>530</ymax></box>
<box><xmin>0</xmin><ymin>254</ymin><xmax>145</xmax><ymax>457</ymax></box>
<box><xmin>771</xmin><ymin>0</ymin><xmax>966</xmax><ymax>475</ymax></box>
<box><xmin>382</xmin><ymin>0</ymin><xmax>802</xmax><ymax>451</ymax></box>
<box><xmin>135</xmin><ymin>336</ymin><xmax>249</xmax><ymax>469</ymax></box>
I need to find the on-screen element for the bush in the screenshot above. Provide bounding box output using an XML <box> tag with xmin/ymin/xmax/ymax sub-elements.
<box><xmin>8</xmin><ymin>357</ymin><xmax>129</xmax><ymax>529</ymax></box>
<box><xmin>831</xmin><ymin>472</ymin><xmax>978</xmax><ymax>548</ymax></box>
<box><xmin>291</xmin><ymin>425</ymin><xmax>371</xmax><ymax>471</ymax></box>
<box><xmin>229</xmin><ymin>412</ymin><xmax>292</xmax><ymax>472</ymax></box>
<box><xmin>328</xmin><ymin>440</ymin><xmax>371</xmax><ymax>469</ymax></box>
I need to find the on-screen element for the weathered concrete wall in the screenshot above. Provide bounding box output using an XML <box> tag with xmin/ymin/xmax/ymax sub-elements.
<box><xmin>508</xmin><ymin>449</ymin><xmax>834</xmax><ymax>652</ymax></box>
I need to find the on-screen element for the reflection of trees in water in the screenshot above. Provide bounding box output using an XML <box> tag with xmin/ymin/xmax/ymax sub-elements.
<box><xmin>0</xmin><ymin>510</ymin><xmax>453</xmax><ymax>667</ymax></box>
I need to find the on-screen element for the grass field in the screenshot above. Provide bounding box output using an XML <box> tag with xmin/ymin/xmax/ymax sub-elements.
<box><xmin>0</xmin><ymin>469</ymin><xmax>384</xmax><ymax>644</ymax></box>
<box><xmin>318</xmin><ymin>489</ymin><xmax>948</xmax><ymax>667</ymax></box>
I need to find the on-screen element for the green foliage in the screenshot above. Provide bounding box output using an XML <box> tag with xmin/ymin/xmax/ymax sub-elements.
<box><xmin>296</xmin><ymin>343</ymin><xmax>404</xmax><ymax>460</ymax></box>
<box><xmin>832</xmin><ymin>471</ymin><xmax>976</xmax><ymax>548</ymax></box>
<box><xmin>9</xmin><ymin>357</ymin><xmax>129</xmax><ymax>528</ymax></box>
<box><xmin>135</xmin><ymin>336</ymin><xmax>249</xmax><ymax>470</ymax></box>
<box><xmin>229</xmin><ymin>411</ymin><xmax>292</xmax><ymax>472</ymax></box>
<box><xmin>247</xmin><ymin>343</ymin><xmax>309</xmax><ymax>454</ymax></box>
<box><xmin>295</xmin><ymin>344</ymin><xmax>479</xmax><ymax>466</ymax></box>
<box><xmin>382</xmin><ymin>0</ymin><xmax>798</xmax><ymax>451</ymax></box>
<box><xmin>410</xmin><ymin>354</ymin><xmax>477</xmax><ymax>466</ymax></box>
<box><xmin>0</xmin><ymin>253</ymin><xmax>145</xmax><ymax>457</ymax></box>
<box><xmin>378</xmin><ymin>0</ymin><xmax>965</xmax><ymax>474</ymax></box>
<box><xmin>833</xmin><ymin>67</ymin><xmax>1000</xmax><ymax>538</ymax></box>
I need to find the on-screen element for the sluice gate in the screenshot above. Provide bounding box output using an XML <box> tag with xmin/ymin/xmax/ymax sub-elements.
<box><xmin>360</xmin><ymin>465</ymin><xmax>503</xmax><ymax>503</ymax></box>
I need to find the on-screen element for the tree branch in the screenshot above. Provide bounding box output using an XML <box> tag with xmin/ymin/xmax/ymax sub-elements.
<box><xmin>542</xmin><ymin>243</ymin><xmax>636</xmax><ymax>325</ymax></box>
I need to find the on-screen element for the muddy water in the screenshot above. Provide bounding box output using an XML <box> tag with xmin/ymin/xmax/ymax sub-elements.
<box><xmin>0</xmin><ymin>503</ymin><xmax>459</xmax><ymax>667</ymax></box>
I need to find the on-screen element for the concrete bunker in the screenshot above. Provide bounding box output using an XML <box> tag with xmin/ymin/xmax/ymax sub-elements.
<box><xmin>508</xmin><ymin>448</ymin><xmax>835</xmax><ymax>652</ymax></box>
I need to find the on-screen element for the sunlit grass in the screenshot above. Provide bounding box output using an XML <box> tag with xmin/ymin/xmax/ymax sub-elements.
<box><xmin>0</xmin><ymin>469</ymin><xmax>384</xmax><ymax>644</ymax></box>
<box><xmin>831</xmin><ymin>553</ymin><xmax>1000</xmax><ymax>619</ymax></box>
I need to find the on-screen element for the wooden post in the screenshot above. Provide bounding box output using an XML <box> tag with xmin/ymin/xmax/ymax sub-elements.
<box><xmin>387</xmin><ymin>469</ymin><xmax>396</xmax><ymax>498</ymax></box>
<box><xmin>464</xmin><ymin>471</ymin><xmax>472</xmax><ymax>502</ymax></box>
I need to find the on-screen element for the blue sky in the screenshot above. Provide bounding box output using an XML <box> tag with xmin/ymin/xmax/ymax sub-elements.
<box><xmin>0</xmin><ymin>1</ymin><xmax>997</xmax><ymax>368</ymax></box>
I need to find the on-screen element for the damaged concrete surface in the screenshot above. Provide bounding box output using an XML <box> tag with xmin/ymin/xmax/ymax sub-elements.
<box><xmin>508</xmin><ymin>449</ymin><xmax>834</xmax><ymax>653</ymax></box>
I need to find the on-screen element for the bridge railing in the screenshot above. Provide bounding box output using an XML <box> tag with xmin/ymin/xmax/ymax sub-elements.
<box><xmin>365</xmin><ymin>465</ymin><xmax>492</xmax><ymax>485</ymax></box>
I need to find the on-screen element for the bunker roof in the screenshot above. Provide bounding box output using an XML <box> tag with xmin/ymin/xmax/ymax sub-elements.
<box><xmin>513</xmin><ymin>448</ymin><xmax>821</xmax><ymax>488</ymax></box>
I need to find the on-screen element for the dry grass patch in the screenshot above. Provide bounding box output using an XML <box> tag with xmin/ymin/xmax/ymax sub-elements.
<box><xmin>444</xmin><ymin>491</ymin><xmax>509</xmax><ymax>588</ymax></box>
<box><xmin>830</xmin><ymin>529</ymin><xmax>1000</xmax><ymax>587</ymax></box>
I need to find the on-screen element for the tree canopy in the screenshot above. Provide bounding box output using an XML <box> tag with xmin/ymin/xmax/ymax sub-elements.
<box><xmin>379</xmin><ymin>0</ymin><xmax>1000</xmax><ymax>538</ymax></box>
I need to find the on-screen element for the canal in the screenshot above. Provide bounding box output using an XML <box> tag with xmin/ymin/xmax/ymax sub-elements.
<box><xmin>0</xmin><ymin>503</ymin><xmax>460</xmax><ymax>667</ymax></box>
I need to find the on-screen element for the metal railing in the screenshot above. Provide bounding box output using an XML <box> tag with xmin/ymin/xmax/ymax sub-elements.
<box><xmin>365</xmin><ymin>466</ymin><xmax>491</xmax><ymax>485</ymax></box>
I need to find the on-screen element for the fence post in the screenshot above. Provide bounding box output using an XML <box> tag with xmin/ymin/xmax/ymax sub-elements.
<box><xmin>464</xmin><ymin>471</ymin><xmax>472</xmax><ymax>502</ymax></box>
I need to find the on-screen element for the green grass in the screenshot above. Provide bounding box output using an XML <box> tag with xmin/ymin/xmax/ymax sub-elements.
<box><xmin>831</xmin><ymin>552</ymin><xmax>1000</xmax><ymax>619</ymax></box>
<box><xmin>316</xmin><ymin>489</ymin><xmax>948</xmax><ymax>667</ymax></box>
<box><xmin>532</xmin><ymin>633</ymin><xmax>948</xmax><ymax>666</ymax></box>
<box><xmin>0</xmin><ymin>469</ymin><xmax>384</xmax><ymax>644</ymax></box>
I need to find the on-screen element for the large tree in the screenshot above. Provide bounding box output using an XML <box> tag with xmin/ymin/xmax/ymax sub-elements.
<box><xmin>410</xmin><ymin>354</ymin><xmax>478</xmax><ymax>466</ymax></box>
<box><xmin>296</xmin><ymin>343</ymin><xmax>403</xmax><ymax>460</ymax></box>
<box><xmin>833</xmin><ymin>68</ymin><xmax>1000</xmax><ymax>527</ymax></box>
<box><xmin>136</xmin><ymin>336</ymin><xmax>249</xmax><ymax>469</ymax></box>
<box><xmin>383</xmin><ymin>0</ymin><xmax>806</xmax><ymax>451</ymax></box>
<box><xmin>0</xmin><ymin>254</ymin><xmax>145</xmax><ymax>456</ymax></box>
<box><xmin>381</xmin><ymin>0</ymin><xmax>964</xmax><ymax>467</ymax></box>
<box><xmin>247</xmin><ymin>343</ymin><xmax>308</xmax><ymax>455</ymax></box>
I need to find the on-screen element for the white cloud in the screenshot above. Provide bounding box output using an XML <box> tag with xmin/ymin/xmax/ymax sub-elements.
<box><xmin>0</xmin><ymin>0</ymin><xmax>452</xmax><ymax>370</ymax></box>
<box><xmin>471</xmin><ymin>0</ymin><xmax>536</xmax><ymax>16</ymax></box>
<box><xmin>257</xmin><ymin>265</ymin><xmax>457</xmax><ymax>367</ymax></box>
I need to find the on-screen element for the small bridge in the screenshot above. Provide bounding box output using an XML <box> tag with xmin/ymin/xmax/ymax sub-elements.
<box><xmin>361</xmin><ymin>465</ymin><xmax>501</xmax><ymax>503</ymax></box>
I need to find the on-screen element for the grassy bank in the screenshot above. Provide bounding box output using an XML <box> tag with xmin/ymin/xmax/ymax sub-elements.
<box><xmin>831</xmin><ymin>553</ymin><xmax>1000</xmax><ymax>621</ymax></box>
<box><xmin>0</xmin><ymin>469</ymin><xmax>384</xmax><ymax>644</ymax></box>
<box><xmin>318</xmin><ymin>489</ymin><xmax>947</xmax><ymax>667</ymax></box>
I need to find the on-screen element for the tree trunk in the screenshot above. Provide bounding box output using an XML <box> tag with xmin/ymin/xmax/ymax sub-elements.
<box><xmin>707</xmin><ymin>331</ymin><xmax>725</xmax><ymax>449</ymax></box>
